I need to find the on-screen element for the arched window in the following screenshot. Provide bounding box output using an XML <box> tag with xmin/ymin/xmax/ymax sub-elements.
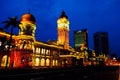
<box><xmin>56</xmin><ymin>60</ymin><xmax>58</xmax><ymax>66</ymax></box>
<box><xmin>1</xmin><ymin>55</ymin><xmax>10</xmax><ymax>67</ymax></box>
<box><xmin>46</xmin><ymin>59</ymin><xmax>50</xmax><ymax>66</ymax></box>
<box><xmin>52</xmin><ymin>60</ymin><xmax>55</xmax><ymax>66</ymax></box>
<box><xmin>35</xmin><ymin>58</ymin><xmax>40</xmax><ymax>66</ymax></box>
<box><xmin>36</xmin><ymin>48</ymin><xmax>40</xmax><ymax>54</ymax></box>
<box><xmin>41</xmin><ymin>58</ymin><xmax>45</xmax><ymax>66</ymax></box>
<box><xmin>21</xmin><ymin>57</ymin><xmax>25</xmax><ymax>64</ymax></box>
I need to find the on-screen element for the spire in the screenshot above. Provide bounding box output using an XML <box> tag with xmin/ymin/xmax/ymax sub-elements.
<box><xmin>28</xmin><ymin>9</ymin><xmax>30</xmax><ymax>14</ymax></box>
<box><xmin>59</xmin><ymin>10</ymin><xmax>68</xmax><ymax>19</ymax></box>
<box><xmin>62</xmin><ymin>11</ymin><xmax>65</xmax><ymax>15</ymax></box>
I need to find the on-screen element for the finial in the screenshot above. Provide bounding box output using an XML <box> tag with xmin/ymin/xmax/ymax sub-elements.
<box><xmin>28</xmin><ymin>9</ymin><xmax>30</xmax><ymax>14</ymax></box>
<box><xmin>62</xmin><ymin>10</ymin><xmax>65</xmax><ymax>15</ymax></box>
<box><xmin>59</xmin><ymin>10</ymin><xmax>68</xmax><ymax>19</ymax></box>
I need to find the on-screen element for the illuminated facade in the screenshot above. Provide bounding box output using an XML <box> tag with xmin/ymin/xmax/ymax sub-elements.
<box><xmin>0</xmin><ymin>11</ymin><xmax>75</xmax><ymax>68</ymax></box>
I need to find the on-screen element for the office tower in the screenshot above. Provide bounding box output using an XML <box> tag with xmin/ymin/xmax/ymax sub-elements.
<box><xmin>74</xmin><ymin>29</ymin><xmax>88</xmax><ymax>51</ymax></box>
<box><xmin>94</xmin><ymin>32</ymin><xmax>109</xmax><ymax>56</ymax></box>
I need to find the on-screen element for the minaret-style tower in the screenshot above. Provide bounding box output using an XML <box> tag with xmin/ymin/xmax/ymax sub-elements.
<box><xmin>11</xmin><ymin>11</ymin><xmax>36</xmax><ymax>68</ymax></box>
<box><xmin>19</xmin><ymin>11</ymin><xmax>36</xmax><ymax>37</ymax></box>
<box><xmin>16</xmin><ymin>11</ymin><xmax>36</xmax><ymax>50</ymax></box>
<box><xmin>57</xmin><ymin>11</ymin><xmax>70</xmax><ymax>49</ymax></box>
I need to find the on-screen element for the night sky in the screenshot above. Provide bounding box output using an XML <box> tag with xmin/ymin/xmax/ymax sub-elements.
<box><xmin>0</xmin><ymin>0</ymin><xmax>120</xmax><ymax>57</ymax></box>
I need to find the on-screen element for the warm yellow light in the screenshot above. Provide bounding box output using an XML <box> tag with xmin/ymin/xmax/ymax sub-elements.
<box><xmin>0</xmin><ymin>32</ymin><xmax>17</xmax><ymax>38</ymax></box>
<box><xmin>41</xmin><ymin>58</ymin><xmax>45</xmax><ymax>66</ymax></box>
<box><xmin>46</xmin><ymin>59</ymin><xmax>50</xmax><ymax>66</ymax></box>
<box><xmin>35</xmin><ymin>58</ymin><xmax>40</xmax><ymax>66</ymax></box>
<box><xmin>1</xmin><ymin>55</ymin><xmax>10</xmax><ymax>67</ymax></box>
<box><xmin>35</xmin><ymin>41</ymin><xmax>63</xmax><ymax>49</ymax></box>
<box><xmin>57</xmin><ymin>16</ymin><xmax>70</xmax><ymax>30</ymax></box>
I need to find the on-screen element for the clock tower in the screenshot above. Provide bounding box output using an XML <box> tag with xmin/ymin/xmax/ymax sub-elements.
<box><xmin>57</xmin><ymin>11</ymin><xmax>70</xmax><ymax>49</ymax></box>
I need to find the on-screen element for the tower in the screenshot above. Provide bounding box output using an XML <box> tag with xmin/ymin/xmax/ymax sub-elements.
<box><xmin>16</xmin><ymin>11</ymin><xmax>36</xmax><ymax>50</ymax></box>
<box><xmin>94</xmin><ymin>32</ymin><xmax>109</xmax><ymax>56</ymax></box>
<box><xmin>74</xmin><ymin>29</ymin><xmax>88</xmax><ymax>51</ymax></box>
<box><xmin>19</xmin><ymin>12</ymin><xmax>36</xmax><ymax>37</ymax></box>
<box><xmin>57</xmin><ymin>11</ymin><xmax>70</xmax><ymax>49</ymax></box>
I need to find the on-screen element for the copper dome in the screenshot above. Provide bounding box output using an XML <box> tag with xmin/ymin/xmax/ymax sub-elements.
<box><xmin>20</xmin><ymin>13</ymin><xmax>36</xmax><ymax>24</ymax></box>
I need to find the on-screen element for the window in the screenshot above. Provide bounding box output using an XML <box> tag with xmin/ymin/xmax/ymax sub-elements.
<box><xmin>41</xmin><ymin>58</ymin><xmax>45</xmax><ymax>66</ymax></box>
<box><xmin>5</xmin><ymin>45</ymin><xmax>8</xmax><ymax>49</ymax></box>
<box><xmin>21</xmin><ymin>57</ymin><xmax>25</xmax><ymax>64</ymax></box>
<box><xmin>41</xmin><ymin>48</ymin><xmax>45</xmax><ymax>54</ymax></box>
<box><xmin>46</xmin><ymin>49</ymin><xmax>50</xmax><ymax>55</ymax></box>
<box><xmin>53</xmin><ymin>60</ymin><xmax>55</xmax><ymax>66</ymax></box>
<box><xmin>52</xmin><ymin>60</ymin><xmax>58</xmax><ymax>66</ymax></box>
<box><xmin>32</xmin><ymin>46</ymin><xmax>35</xmax><ymax>53</ymax></box>
<box><xmin>36</xmin><ymin>47</ymin><xmax>40</xmax><ymax>54</ymax></box>
<box><xmin>1</xmin><ymin>55</ymin><xmax>10</xmax><ymax>67</ymax></box>
<box><xmin>35</xmin><ymin>58</ymin><xmax>40</xmax><ymax>66</ymax></box>
<box><xmin>0</xmin><ymin>41</ymin><xmax>2</xmax><ymax>46</ymax></box>
<box><xmin>56</xmin><ymin>60</ymin><xmax>58</xmax><ymax>66</ymax></box>
<box><xmin>46</xmin><ymin>59</ymin><xmax>50</xmax><ymax>66</ymax></box>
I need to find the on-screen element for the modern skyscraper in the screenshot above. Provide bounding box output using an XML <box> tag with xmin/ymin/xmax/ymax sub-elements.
<box><xmin>94</xmin><ymin>32</ymin><xmax>109</xmax><ymax>56</ymax></box>
<box><xmin>57</xmin><ymin>11</ymin><xmax>70</xmax><ymax>49</ymax></box>
<box><xmin>74</xmin><ymin>29</ymin><xmax>88</xmax><ymax>51</ymax></box>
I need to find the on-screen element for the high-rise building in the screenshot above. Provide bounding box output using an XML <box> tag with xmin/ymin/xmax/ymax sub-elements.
<box><xmin>74</xmin><ymin>29</ymin><xmax>88</xmax><ymax>51</ymax></box>
<box><xmin>94</xmin><ymin>32</ymin><xmax>109</xmax><ymax>56</ymax></box>
<box><xmin>57</xmin><ymin>11</ymin><xmax>70</xmax><ymax>49</ymax></box>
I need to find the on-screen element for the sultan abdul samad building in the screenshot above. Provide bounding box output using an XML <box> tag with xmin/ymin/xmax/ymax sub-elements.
<box><xmin>0</xmin><ymin>11</ymin><xmax>76</xmax><ymax>68</ymax></box>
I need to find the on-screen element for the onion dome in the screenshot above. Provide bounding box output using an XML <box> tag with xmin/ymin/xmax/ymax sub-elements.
<box><xmin>20</xmin><ymin>13</ymin><xmax>36</xmax><ymax>24</ymax></box>
<box><xmin>59</xmin><ymin>11</ymin><xmax>68</xmax><ymax>19</ymax></box>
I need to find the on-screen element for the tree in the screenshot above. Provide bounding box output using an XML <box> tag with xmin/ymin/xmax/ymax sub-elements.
<box><xmin>2</xmin><ymin>16</ymin><xmax>20</xmax><ymax>68</ymax></box>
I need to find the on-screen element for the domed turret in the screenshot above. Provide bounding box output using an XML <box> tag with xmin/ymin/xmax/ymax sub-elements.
<box><xmin>19</xmin><ymin>12</ymin><xmax>36</xmax><ymax>37</ymax></box>
<box><xmin>17</xmin><ymin>11</ymin><xmax>36</xmax><ymax>51</ymax></box>
<box><xmin>20</xmin><ymin>13</ymin><xmax>36</xmax><ymax>24</ymax></box>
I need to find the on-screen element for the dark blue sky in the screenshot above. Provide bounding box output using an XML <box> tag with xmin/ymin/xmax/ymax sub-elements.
<box><xmin>0</xmin><ymin>0</ymin><xmax>120</xmax><ymax>57</ymax></box>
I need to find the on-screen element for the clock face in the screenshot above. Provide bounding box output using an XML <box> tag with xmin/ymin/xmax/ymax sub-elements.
<box><xmin>58</xmin><ymin>23</ymin><xmax>69</xmax><ymax>29</ymax></box>
<box><xmin>67</xmin><ymin>25</ymin><xmax>69</xmax><ymax>29</ymax></box>
<box><xmin>59</xmin><ymin>23</ymin><xmax>63</xmax><ymax>27</ymax></box>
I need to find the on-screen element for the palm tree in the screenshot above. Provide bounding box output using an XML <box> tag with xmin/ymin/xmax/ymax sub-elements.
<box><xmin>2</xmin><ymin>16</ymin><xmax>20</xmax><ymax>68</ymax></box>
